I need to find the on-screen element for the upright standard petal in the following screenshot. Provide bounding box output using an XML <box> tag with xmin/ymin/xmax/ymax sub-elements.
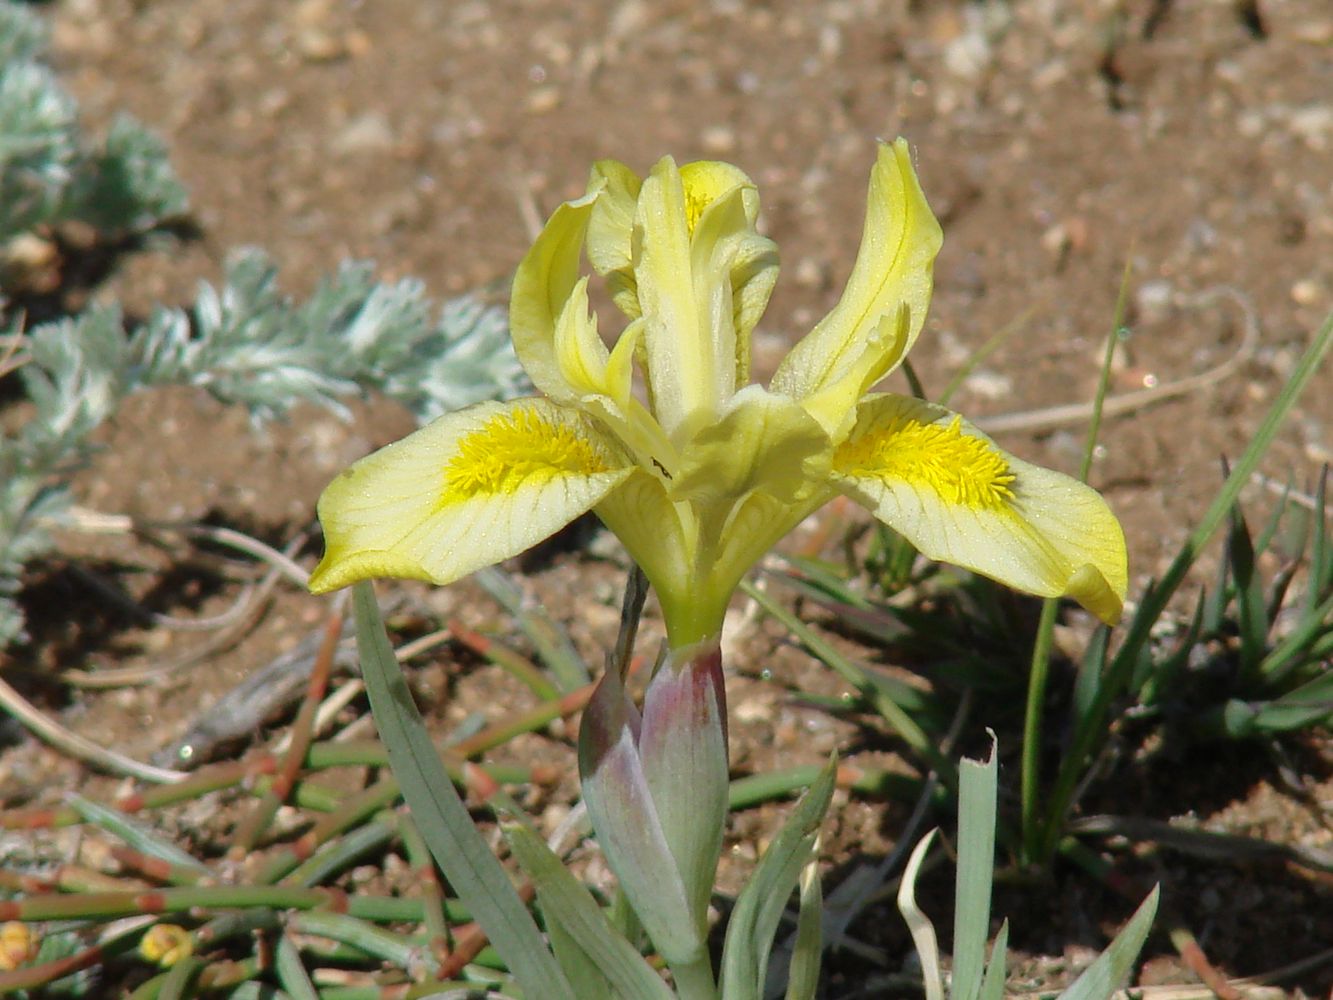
<box><xmin>831</xmin><ymin>395</ymin><xmax>1128</xmax><ymax>624</ymax></box>
<box><xmin>585</xmin><ymin>158</ymin><xmax>643</xmax><ymax>319</ymax></box>
<box><xmin>634</xmin><ymin>155</ymin><xmax>712</xmax><ymax>439</ymax></box>
<box><xmin>310</xmin><ymin>399</ymin><xmax>632</xmax><ymax>594</ymax></box>
<box><xmin>509</xmin><ymin>187</ymin><xmax>602</xmax><ymax>404</ymax></box>
<box><xmin>688</xmin><ymin>183</ymin><xmax>778</xmax><ymax>392</ymax></box>
<box><xmin>772</xmin><ymin>139</ymin><xmax>943</xmax><ymax>438</ymax></box>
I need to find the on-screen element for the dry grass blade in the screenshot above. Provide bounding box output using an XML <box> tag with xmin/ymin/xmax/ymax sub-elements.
<box><xmin>0</xmin><ymin>670</ymin><xmax>186</xmax><ymax>783</ymax></box>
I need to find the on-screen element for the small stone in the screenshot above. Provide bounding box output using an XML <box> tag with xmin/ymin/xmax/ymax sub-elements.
<box><xmin>1135</xmin><ymin>279</ymin><xmax>1173</xmax><ymax>323</ymax></box>
<box><xmin>330</xmin><ymin>112</ymin><xmax>395</xmax><ymax>157</ymax></box>
<box><xmin>1291</xmin><ymin>278</ymin><xmax>1322</xmax><ymax>306</ymax></box>
<box><xmin>525</xmin><ymin>86</ymin><xmax>560</xmax><ymax>114</ymax></box>
<box><xmin>962</xmin><ymin>369</ymin><xmax>1012</xmax><ymax>400</ymax></box>
<box><xmin>792</xmin><ymin>256</ymin><xmax>825</xmax><ymax>289</ymax></box>
<box><xmin>700</xmin><ymin>124</ymin><xmax>736</xmax><ymax>154</ymax></box>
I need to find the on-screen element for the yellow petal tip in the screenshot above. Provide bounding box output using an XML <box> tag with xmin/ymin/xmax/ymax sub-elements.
<box><xmin>1066</xmin><ymin>563</ymin><xmax>1126</xmax><ymax>627</ymax></box>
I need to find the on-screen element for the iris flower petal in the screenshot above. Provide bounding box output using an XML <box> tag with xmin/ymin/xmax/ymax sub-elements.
<box><xmin>635</xmin><ymin>155</ymin><xmax>710</xmax><ymax>439</ymax></box>
<box><xmin>671</xmin><ymin>386</ymin><xmax>831</xmax><ymax>511</ymax></box>
<box><xmin>832</xmin><ymin>394</ymin><xmax>1128</xmax><ymax>624</ymax></box>
<box><xmin>688</xmin><ymin>183</ymin><xmax>778</xmax><ymax>392</ymax></box>
<box><xmin>585</xmin><ymin>158</ymin><xmax>643</xmax><ymax>318</ymax></box>
<box><xmin>773</xmin><ymin>139</ymin><xmax>943</xmax><ymax>439</ymax></box>
<box><xmin>509</xmin><ymin>187</ymin><xmax>601</xmax><ymax>404</ymax></box>
<box><xmin>310</xmin><ymin>399</ymin><xmax>631</xmax><ymax>594</ymax></box>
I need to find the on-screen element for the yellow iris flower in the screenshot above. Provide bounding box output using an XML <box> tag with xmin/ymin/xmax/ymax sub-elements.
<box><xmin>309</xmin><ymin>139</ymin><xmax>1127</xmax><ymax>647</ymax></box>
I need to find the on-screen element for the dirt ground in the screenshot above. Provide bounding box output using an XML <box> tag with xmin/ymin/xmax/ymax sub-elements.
<box><xmin>4</xmin><ymin>0</ymin><xmax>1333</xmax><ymax>995</ymax></box>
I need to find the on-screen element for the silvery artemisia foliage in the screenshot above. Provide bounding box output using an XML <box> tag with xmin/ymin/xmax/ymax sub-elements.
<box><xmin>0</xmin><ymin>2</ymin><xmax>524</xmax><ymax>645</ymax></box>
<box><xmin>0</xmin><ymin>1</ymin><xmax>188</xmax><ymax>241</ymax></box>
<box><xmin>134</xmin><ymin>250</ymin><xmax>525</xmax><ymax>423</ymax></box>
<box><xmin>0</xmin><ymin>249</ymin><xmax>527</xmax><ymax>645</ymax></box>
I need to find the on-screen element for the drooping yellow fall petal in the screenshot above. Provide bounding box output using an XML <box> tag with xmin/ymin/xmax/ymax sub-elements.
<box><xmin>310</xmin><ymin>399</ymin><xmax>631</xmax><ymax>594</ymax></box>
<box><xmin>832</xmin><ymin>394</ymin><xmax>1128</xmax><ymax>624</ymax></box>
<box><xmin>772</xmin><ymin>139</ymin><xmax>943</xmax><ymax>440</ymax></box>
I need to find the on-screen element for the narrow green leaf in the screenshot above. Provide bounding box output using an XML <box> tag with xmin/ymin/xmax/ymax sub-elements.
<box><xmin>1046</xmin><ymin>307</ymin><xmax>1333</xmax><ymax>857</ymax></box>
<box><xmin>1247</xmin><ymin>671</ymin><xmax>1333</xmax><ymax>732</ymax></box>
<box><xmin>1072</xmin><ymin>625</ymin><xmax>1109</xmax><ymax>720</ymax></box>
<box><xmin>1058</xmin><ymin>885</ymin><xmax>1159</xmax><ymax>1000</ymax></box>
<box><xmin>158</xmin><ymin>954</ymin><xmax>206</xmax><ymax>1000</ymax></box>
<box><xmin>938</xmin><ymin>307</ymin><xmax>1034</xmax><ymax>407</ymax></box>
<box><xmin>1139</xmin><ymin>591</ymin><xmax>1204</xmax><ymax>706</ymax></box>
<box><xmin>1079</xmin><ymin>261</ymin><xmax>1132</xmax><ymax>485</ymax></box>
<box><xmin>505</xmin><ymin>823</ymin><xmax>675</xmax><ymax>1000</ymax></box>
<box><xmin>274</xmin><ymin>934</ymin><xmax>320</xmax><ymax>1000</ymax></box>
<box><xmin>953</xmin><ymin>738</ymin><xmax>998</xmax><ymax>1000</ymax></box>
<box><xmin>352</xmin><ymin>582</ymin><xmax>576</xmax><ymax>1000</ymax></box>
<box><xmin>1253</xmin><ymin>480</ymin><xmax>1294</xmax><ymax>558</ymax></box>
<box><xmin>719</xmin><ymin>759</ymin><xmax>836</xmax><ymax>1000</ymax></box>
<box><xmin>1310</xmin><ymin>468</ymin><xmax>1331</xmax><ymax>604</ymax></box>
<box><xmin>741</xmin><ymin>579</ymin><xmax>953</xmax><ymax>784</ymax></box>
<box><xmin>1226</xmin><ymin>503</ymin><xmax>1269</xmax><ymax>675</ymax></box>
<box><xmin>977</xmin><ymin>920</ymin><xmax>1009</xmax><ymax>1000</ymax></box>
<box><xmin>544</xmin><ymin>913</ymin><xmax>617</xmax><ymax>1000</ymax></box>
<box><xmin>1260</xmin><ymin>588</ymin><xmax>1333</xmax><ymax>686</ymax></box>
<box><xmin>475</xmin><ymin>566</ymin><xmax>589</xmax><ymax>690</ymax></box>
<box><xmin>1020</xmin><ymin>599</ymin><xmax>1060</xmax><ymax>865</ymax></box>
<box><xmin>66</xmin><ymin>793</ymin><xmax>213</xmax><ymax>879</ymax></box>
<box><xmin>783</xmin><ymin>854</ymin><xmax>824</xmax><ymax>1000</ymax></box>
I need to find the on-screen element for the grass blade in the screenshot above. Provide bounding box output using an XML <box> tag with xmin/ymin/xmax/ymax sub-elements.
<box><xmin>897</xmin><ymin>829</ymin><xmax>944</xmax><ymax>1000</ymax></box>
<box><xmin>66</xmin><ymin>793</ymin><xmax>213</xmax><ymax>880</ymax></box>
<box><xmin>1045</xmin><ymin>307</ymin><xmax>1333</xmax><ymax>857</ymax></box>
<box><xmin>977</xmin><ymin>920</ymin><xmax>1009</xmax><ymax>1000</ymax></box>
<box><xmin>1226</xmin><ymin>503</ymin><xmax>1269</xmax><ymax>677</ymax></box>
<box><xmin>953</xmin><ymin>737</ymin><xmax>998</xmax><ymax>1000</ymax></box>
<box><xmin>719</xmin><ymin>759</ymin><xmax>835</xmax><ymax>1000</ymax></box>
<box><xmin>783</xmin><ymin>852</ymin><xmax>825</xmax><ymax>1000</ymax></box>
<box><xmin>475</xmin><ymin>566</ymin><xmax>589</xmax><ymax>691</ymax></box>
<box><xmin>351</xmin><ymin>582</ymin><xmax>576</xmax><ymax>1000</ymax></box>
<box><xmin>1058</xmin><ymin>885</ymin><xmax>1158</xmax><ymax>1000</ymax></box>
<box><xmin>740</xmin><ymin>579</ymin><xmax>953</xmax><ymax>784</ymax></box>
<box><xmin>505</xmin><ymin>823</ymin><xmax>674</xmax><ymax>1000</ymax></box>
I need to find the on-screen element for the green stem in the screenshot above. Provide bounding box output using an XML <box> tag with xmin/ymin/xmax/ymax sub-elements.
<box><xmin>0</xmin><ymin>886</ymin><xmax>434</xmax><ymax>922</ymax></box>
<box><xmin>669</xmin><ymin>951</ymin><xmax>719</xmax><ymax>1000</ymax></box>
<box><xmin>727</xmin><ymin>762</ymin><xmax>927</xmax><ymax>810</ymax></box>
<box><xmin>1019</xmin><ymin>598</ymin><xmax>1060</xmax><ymax>865</ymax></box>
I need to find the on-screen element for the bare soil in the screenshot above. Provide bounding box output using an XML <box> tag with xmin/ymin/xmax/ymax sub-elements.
<box><xmin>4</xmin><ymin>0</ymin><xmax>1333</xmax><ymax>996</ymax></box>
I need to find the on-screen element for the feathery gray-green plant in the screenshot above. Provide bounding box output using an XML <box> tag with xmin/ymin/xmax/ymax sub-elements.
<box><xmin>0</xmin><ymin>0</ymin><xmax>187</xmax><ymax>246</ymax></box>
<box><xmin>0</xmin><ymin>249</ymin><xmax>527</xmax><ymax>646</ymax></box>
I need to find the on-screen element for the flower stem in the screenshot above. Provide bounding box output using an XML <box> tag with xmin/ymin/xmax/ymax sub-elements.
<box><xmin>1020</xmin><ymin>597</ymin><xmax>1060</xmax><ymax>865</ymax></box>
<box><xmin>669</xmin><ymin>952</ymin><xmax>719</xmax><ymax>1000</ymax></box>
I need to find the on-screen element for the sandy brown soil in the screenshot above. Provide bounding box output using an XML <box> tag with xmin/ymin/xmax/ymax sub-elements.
<box><xmin>3</xmin><ymin>0</ymin><xmax>1333</xmax><ymax>995</ymax></box>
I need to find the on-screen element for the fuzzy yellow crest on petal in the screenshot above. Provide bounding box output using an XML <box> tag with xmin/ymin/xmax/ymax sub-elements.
<box><xmin>834</xmin><ymin>411</ymin><xmax>1016</xmax><ymax>510</ymax></box>
<box><xmin>835</xmin><ymin>395</ymin><xmax>1128</xmax><ymax>624</ymax></box>
<box><xmin>310</xmin><ymin>400</ymin><xmax>631</xmax><ymax>594</ymax></box>
<box><xmin>443</xmin><ymin>406</ymin><xmax>613</xmax><ymax>501</ymax></box>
